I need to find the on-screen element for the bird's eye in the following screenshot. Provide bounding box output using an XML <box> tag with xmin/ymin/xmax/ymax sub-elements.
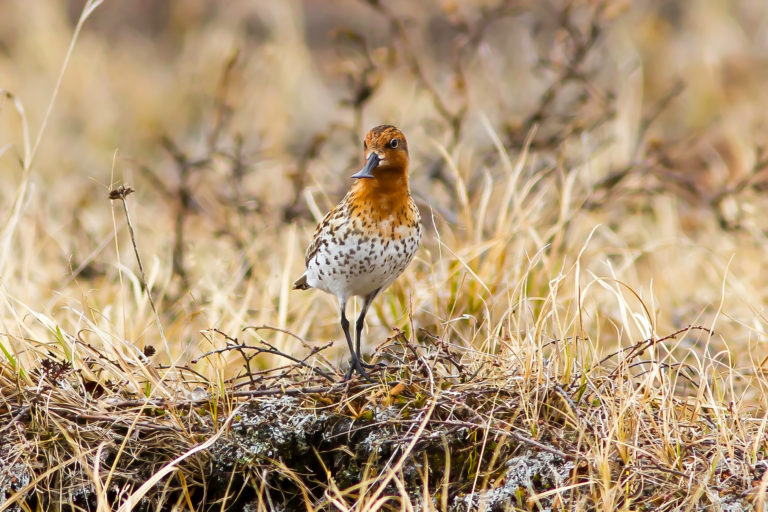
<box><xmin>389</xmin><ymin>139</ymin><xmax>399</xmax><ymax>149</ymax></box>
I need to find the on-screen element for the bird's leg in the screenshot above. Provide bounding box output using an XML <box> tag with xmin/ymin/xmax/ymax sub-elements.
<box><xmin>340</xmin><ymin>298</ymin><xmax>370</xmax><ymax>381</ymax></box>
<box><xmin>355</xmin><ymin>289</ymin><xmax>385</xmax><ymax>370</ymax></box>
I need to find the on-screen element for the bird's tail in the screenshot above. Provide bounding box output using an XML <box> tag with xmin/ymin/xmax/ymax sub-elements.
<box><xmin>292</xmin><ymin>274</ymin><xmax>311</xmax><ymax>290</ymax></box>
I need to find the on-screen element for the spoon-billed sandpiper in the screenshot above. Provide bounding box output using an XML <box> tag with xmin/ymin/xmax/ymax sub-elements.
<box><xmin>293</xmin><ymin>125</ymin><xmax>422</xmax><ymax>379</ymax></box>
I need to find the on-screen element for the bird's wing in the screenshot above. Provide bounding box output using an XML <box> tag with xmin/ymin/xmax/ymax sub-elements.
<box><xmin>303</xmin><ymin>204</ymin><xmax>339</xmax><ymax>266</ymax></box>
<box><xmin>293</xmin><ymin>209</ymin><xmax>335</xmax><ymax>291</ymax></box>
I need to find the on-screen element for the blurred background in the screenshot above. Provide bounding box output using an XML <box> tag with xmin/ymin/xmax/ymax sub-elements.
<box><xmin>1</xmin><ymin>0</ymin><xmax>768</xmax><ymax>400</ymax></box>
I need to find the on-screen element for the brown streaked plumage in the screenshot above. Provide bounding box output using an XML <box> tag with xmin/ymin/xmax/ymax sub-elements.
<box><xmin>293</xmin><ymin>125</ymin><xmax>421</xmax><ymax>379</ymax></box>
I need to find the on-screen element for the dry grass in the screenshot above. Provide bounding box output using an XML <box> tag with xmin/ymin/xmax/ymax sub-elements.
<box><xmin>1</xmin><ymin>0</ymin><xmax>768</xmax><ymax>510</ymax></box>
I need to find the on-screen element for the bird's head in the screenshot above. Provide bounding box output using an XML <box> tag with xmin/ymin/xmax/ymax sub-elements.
<box><xmin>351</xmin><ymin>125</ymin><xmax>409</xmax><ymax>179</ymax></box>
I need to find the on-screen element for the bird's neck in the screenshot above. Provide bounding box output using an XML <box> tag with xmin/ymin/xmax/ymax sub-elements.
<box><xmin>349</xmin><ymin>166</ymin><xmax>411</xmax><ymax>216</ymax></box>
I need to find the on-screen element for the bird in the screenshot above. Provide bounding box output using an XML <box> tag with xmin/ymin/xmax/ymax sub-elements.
<box><xmin>293</xmin><ymin>125</ymin><xmax>422</xmax><ymax>379</ymax></box>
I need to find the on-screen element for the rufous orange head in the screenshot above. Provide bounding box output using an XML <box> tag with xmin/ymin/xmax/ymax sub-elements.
<box><xmin>351</xmin><ymin>125</ymin><xmax>409</xmax><ymax>179</ymax></box>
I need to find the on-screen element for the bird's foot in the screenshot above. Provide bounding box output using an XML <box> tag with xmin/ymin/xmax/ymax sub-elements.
<box><xmin>343</xmin><ymin>358</ymin><xmax>373</xmax><ymax>382</ymax></box>
<box><xmin>360</xmin><ymin>360</ymin><xmax>386</xmax><ymax>370</ymax></box>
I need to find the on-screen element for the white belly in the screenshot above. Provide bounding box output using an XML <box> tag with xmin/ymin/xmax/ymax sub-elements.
<box><xmin>305</xmin><ymin>226</ymin><xmax>420</xmax><ymax>300</ymax></box>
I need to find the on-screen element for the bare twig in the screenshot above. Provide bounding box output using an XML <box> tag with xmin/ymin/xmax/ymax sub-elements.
<box><xmin>109</xmin><ymin>184</ymin><xmax>171</xmax><ymax>363</ymax></box>
<box><xmin>194</xmin><ymin>328</ymin><xmax>336</xmax><ymax>383</ymax></box>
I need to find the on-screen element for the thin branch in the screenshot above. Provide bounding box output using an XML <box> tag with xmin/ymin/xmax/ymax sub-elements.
<box><xmin>109</xmin><ymin>185</ymin><xmax>171</xmax><ymax>364</ymax></box>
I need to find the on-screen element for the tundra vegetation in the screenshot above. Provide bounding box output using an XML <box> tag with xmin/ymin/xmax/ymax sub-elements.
<box><xmin>1</xmin><ymin>1</ymin><xmax>767</xmax><ymax>510</ymax></box>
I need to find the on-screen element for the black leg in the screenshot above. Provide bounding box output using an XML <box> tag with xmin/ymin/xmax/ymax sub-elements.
<box><xmin>354</xmin><ymin>289</ymin><xmax>381</xmax><ymax>369</ymax></box>
<box><xmin>339</xmin><ymin>298</ymin><xmax>370</xmax><ymax>381</ymax></box>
